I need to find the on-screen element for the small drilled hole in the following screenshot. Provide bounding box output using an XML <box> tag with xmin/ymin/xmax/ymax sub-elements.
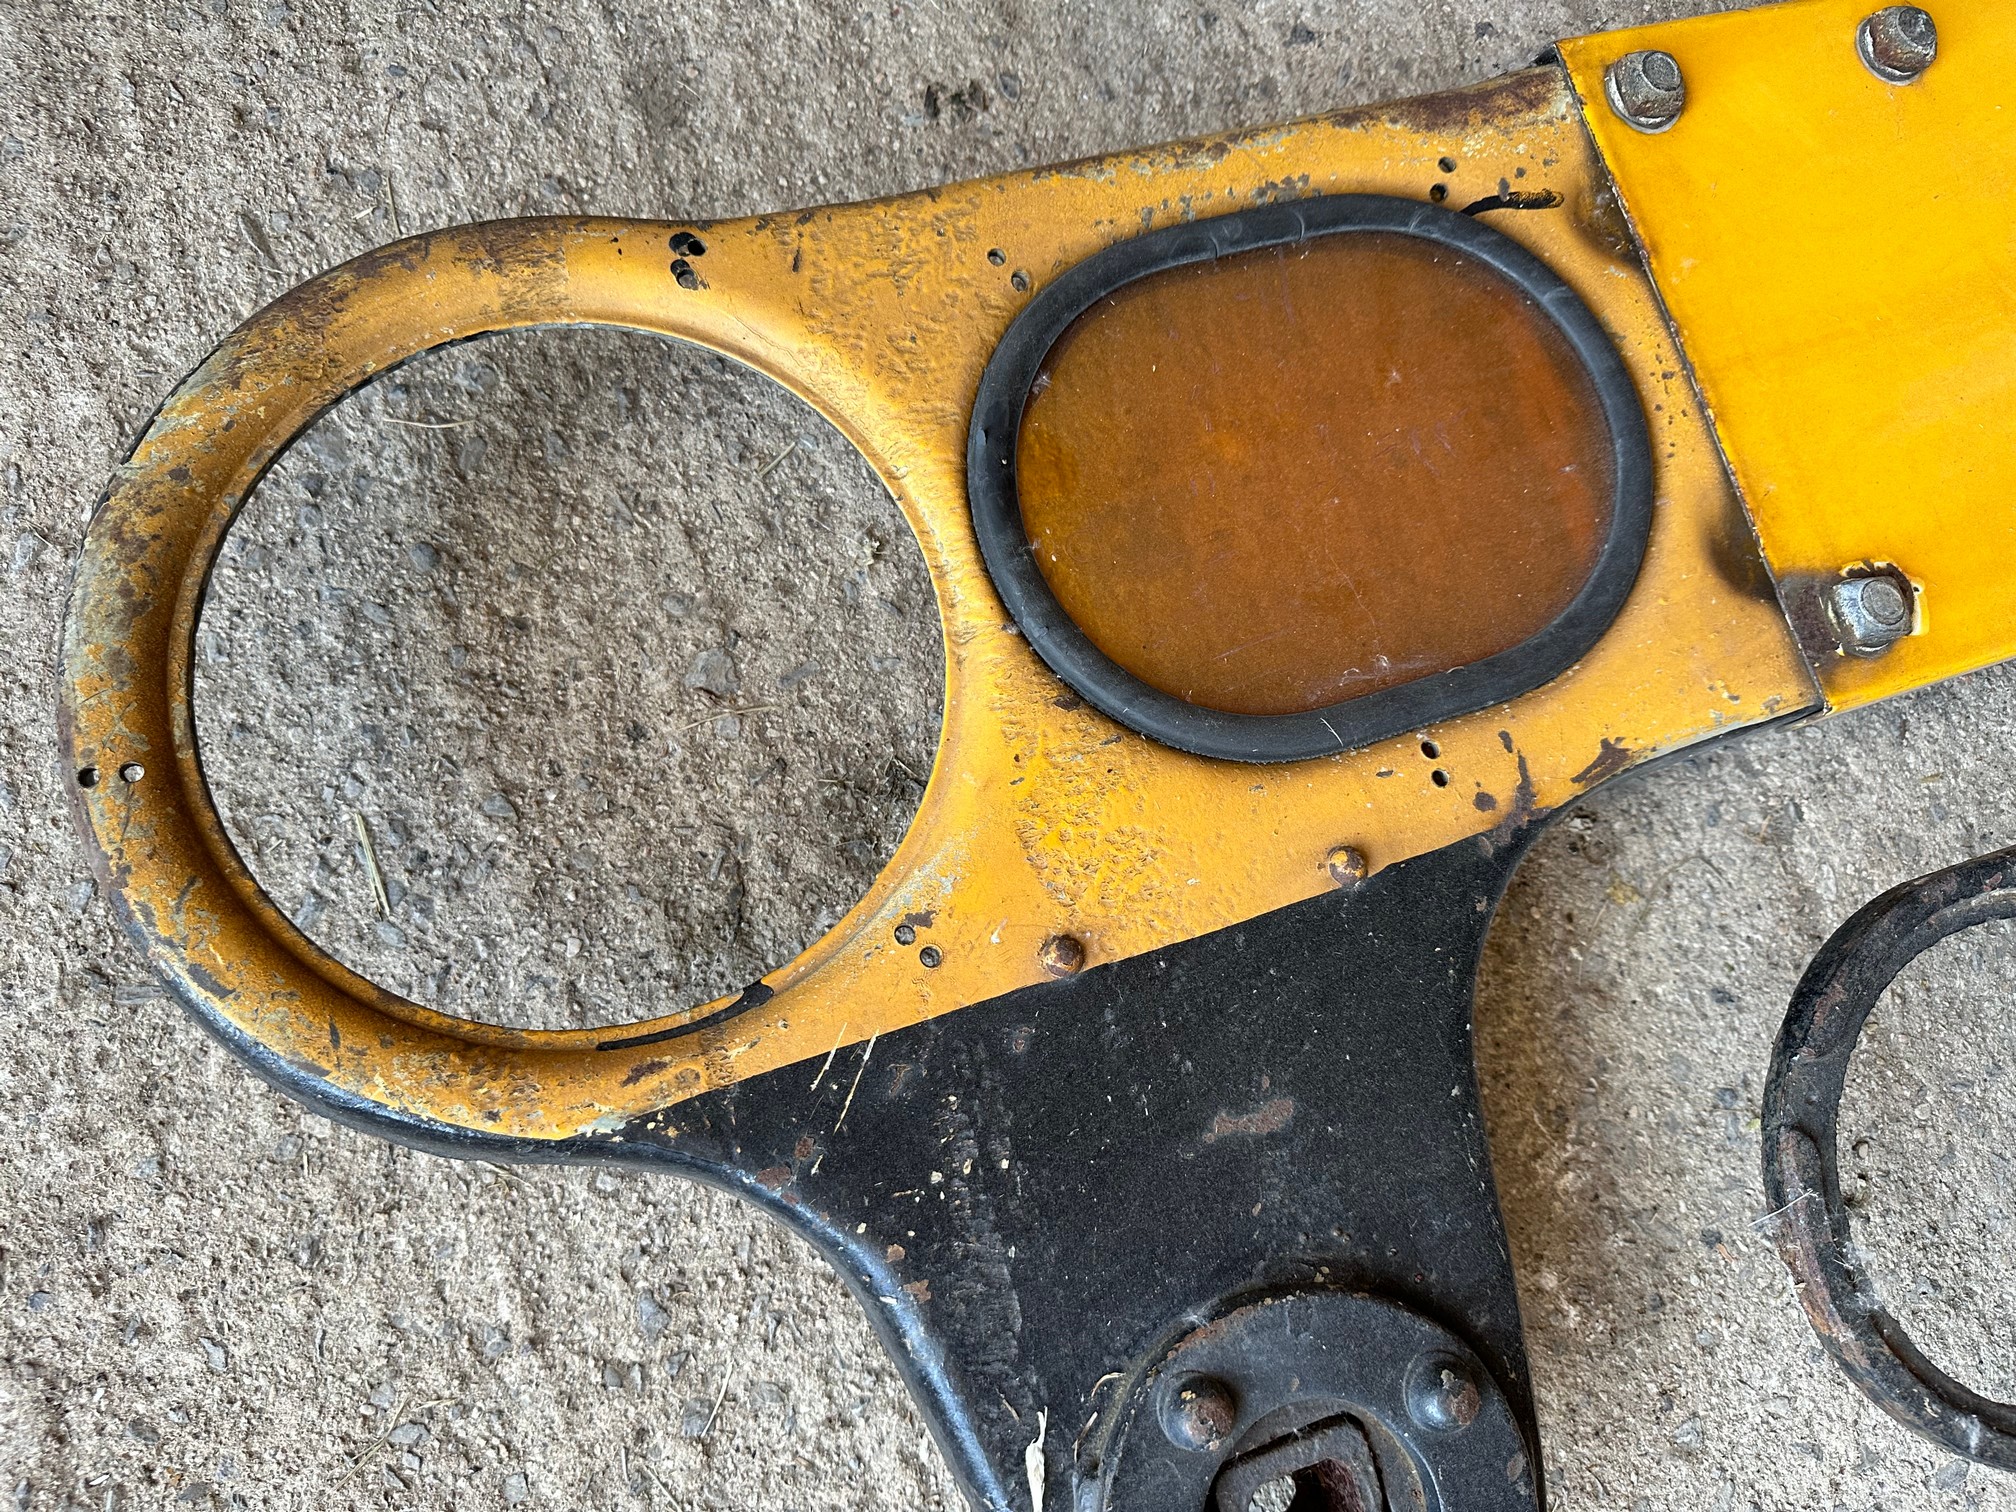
<box><xmin>1010</xmin><ymin>270</ymin><xmax>1031</xmax><ymax>293</ymax></box>
<box><xmin>1431</xmin><ymin>769</ymin><xmax>1451</xmax><ymax>787</ymax></box>
<box><xmin>1420</xmin><ymin>739</ymin><xmax>1440</xmax><ymax>759</ymax></box>
<box><xmin>1438</xmin><ymin>155</ymin><xmax>1458</xmax><ymax>173</ymax></box>
<box><xmin>77</xmin><ymin>766</ymin><xmax>100</xmax><ymax>789</ymax></box>
<box><xmin>119</xmin><ymin>762</ymin><xmax>145</xmax><ymax>784</ymax></box>
<box><xmin>919</xmin><ymin>944</ymin><xmax>943</xmax><ymax>969</ymax></box>
<box><xmin>987</xmin><ymin>248</ymin><xmax>1006</xmax><ymax>265</ymax></box>
<box><xmin>894</xmin><ymin>923</ymin><xmax>917</xmax><ymax>946</ymax></box>
<box><xmin>1429</xmin><ymin>183</ymin><xmax>1448</xmax><ymax>203</ymax></box>
<box><xmin>669</xmin><ymin>231</ymin><xmax>707</xmax><ymax>256</ymax></box>
<box><xmin>670</xmin><ymin>258</ymin><xmax>701</xmax><ymax>290</ymax></box>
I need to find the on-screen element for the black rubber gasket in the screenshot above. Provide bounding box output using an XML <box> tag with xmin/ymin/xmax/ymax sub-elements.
<box><xmin>1762</xmin><ymin>845</ymin><xmax>2016</xmax><ymax>1469</ymax></box>
<box><xmin>965</xmin><ymin>192</ymin><xmax>1654</xmax><ymax>764</ymax></box>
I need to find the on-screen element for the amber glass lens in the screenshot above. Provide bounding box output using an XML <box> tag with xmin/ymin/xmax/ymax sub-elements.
<box><xmin>1014</xmin><ymin>232</ymin><xmax>1616</xmax><ymax>718</ymax></box>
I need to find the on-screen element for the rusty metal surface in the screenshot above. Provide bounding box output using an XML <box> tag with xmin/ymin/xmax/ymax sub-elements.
<box><xmin>1763</xmin><ymin>847</ymin><xmax>2016</xmax><ymax>1469</ymax></box>
<box><xmin>60</xmin><ymin>66</ymin><xmax>1815</xmax><ymax>1141</ymax></box>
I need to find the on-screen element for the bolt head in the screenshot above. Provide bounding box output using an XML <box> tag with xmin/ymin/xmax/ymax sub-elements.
<box><xmin>1826</xmin><ymin>573</ymin><xmax>1913</xmax><ymax>656</ymax></box>
<box><xmin>1038</xmin><ymin>933</ymin><xmax>1086</xmax><ymax>978</ymax></box>
<box><xmin>1159</xmin><ymin>1374</ymin><xmax>1237</xmax><ymax>1451</ymax></box>
<box><xmin>1859</xmin><ymin>6</ymin><xmax>1938</xmax><ymax>81</ymax></box>
<box><xmin>1605</xmin><ymin>50</ymin><xmax>1686</xmax><ymax>133</ymax></box>
<box><xmin>1405</xmin><ymin>1355</ymin><xmax>1482</xmax><ymax>1433</ymax></box>
<box><xmin>1326</xmin><ymin>845</ymin><xmax>1368</xmax><ymax>888</ymax></box>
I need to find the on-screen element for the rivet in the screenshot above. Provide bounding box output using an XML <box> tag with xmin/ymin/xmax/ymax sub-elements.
<box><xmin>1858</xmin><ymin>6</ymin><xmax>1938</xmax><ymax>82</ymax></box>
<box><xmin>118</xmin><ymin>762</ymin><xmax>145</xmax><ymax>784</ymax></box>
<box><xmin>1159</xmin><ymin>1374</ymin><xmax>1237</xmax><ymax>1451</ymax></box>
<box><xmin>1605</xmin><ymin>49</ymin><xmax>1686</xmax><ymax>133</ymax></box>
<box><xmin>1038</xmin><ymin>934</ymin><xmax>1085</xmax><ymax>978</ymax></box>
<box><xmin>1406</xmin><ymin>1356</ymin><xmax>1482</xmax><ymax>1432</ymax></box>
<box><xmin>1326</xmin><ymin>846</ymin><xmax>1368</xmax><ymax>888</ymax></box>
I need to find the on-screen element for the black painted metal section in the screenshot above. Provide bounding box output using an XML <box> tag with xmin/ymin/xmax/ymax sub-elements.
<box><xmin>643</xmin><ymin>824</ymin><xmax>1544</xmax><ymax>1510</ymax></box>
<box><xmin>164</xmin><ymin>823</ymin><xmax>1545</xmax><ymax>1511</ymax></box>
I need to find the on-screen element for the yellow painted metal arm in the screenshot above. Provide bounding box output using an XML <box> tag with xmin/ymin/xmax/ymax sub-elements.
<box><xmin>1561</xmin><ymin>0</ymin><xmax>2016</xmax><ymax>714</ymax></box>
<box><xmin>62</xmin><ymin>67</ymin><xmax>1816</xmax><ymax>1140</ymax></box>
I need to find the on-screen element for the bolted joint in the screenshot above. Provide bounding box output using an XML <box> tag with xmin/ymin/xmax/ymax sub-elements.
<box><xmin>1858</xmin><ymin>6</ymin><xmax>1938</xmax><ymax>82</ymax></box>
<box><xmin>1605</xmin><ymin>49</ymin><xmax>1686</xmax><ymax>133</ymax></box>
<box><xmin>1826</xmin><ymin>572</ymin><xmax>1915</xmax><ymax>657</ymax></box>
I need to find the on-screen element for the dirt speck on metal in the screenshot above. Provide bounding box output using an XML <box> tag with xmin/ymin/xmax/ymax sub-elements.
<box><xmin>7</xmin><ymin>1</ymin><xmax>2016</xmax><ymax>1509</ymax></box>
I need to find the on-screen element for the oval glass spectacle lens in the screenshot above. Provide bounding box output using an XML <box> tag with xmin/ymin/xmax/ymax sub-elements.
<box><xmin>1015</xmin><ymin>231</ymin><xmax>1617</xmax><ymax>719</ymax></box>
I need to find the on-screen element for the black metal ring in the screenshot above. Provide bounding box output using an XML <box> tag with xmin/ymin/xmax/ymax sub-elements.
<box><xmin>1762</xmin><ymin>844</ymin><xmax>2016</xmax><ymax>1468</ymax></box>
<box><xmin>965</xmin><ymin>192</ymin><xmax>1654</xmax><ymax>764</ymax></box>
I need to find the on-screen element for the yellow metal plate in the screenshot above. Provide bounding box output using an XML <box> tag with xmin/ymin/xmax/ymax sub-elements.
<box><xmin>1561</xmin><ymin>0</ymin><xmax>2016</xmax><ymax>712</ymax></box>
<box><xmin>62</xmin><ymin>68</ymin><xmax>1815</xmax><ymax>1139</ymax></box>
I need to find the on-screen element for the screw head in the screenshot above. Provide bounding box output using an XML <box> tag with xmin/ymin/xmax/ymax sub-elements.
<box><xmin>1859</xmin><ymin>6</ymin><xmax>1938</xmax><ymax>81</ymax></box>
<box><xmin>1605</xmin><ymin>49</ymin><xmax>1686</xmax><ymax>133</ymax></box>
<box><xmin>1326</xmin><ymin>845</ymin><xmax>1368</xmax><ymax>888</ymax></box>
<box><xmin>1405</xmin><ymin>1355</ymin><xmax>1482</xmax><ymax>1433</ymax></box>
<box><xmin>1038</xmin><ymin>934</ymin><xmax>1085</xmax><ymax>978</ymax></box>
<box><xmin>1159</xmin><ymin>1374</ymin><xmax>1237</xmax><ymax>1451</ymax></box>
<box><xmin>1826</xmin><ymin>573</ymin><xmax>1913</xmax><ymax>656</ymax></box>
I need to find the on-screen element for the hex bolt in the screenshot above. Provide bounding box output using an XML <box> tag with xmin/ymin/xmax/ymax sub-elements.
<box><xmin>1605</xmin><ymin>50</ymin><xmax>1686</xmax><ymax>133</ymax></box>
<box><xmin>1326</xmin><ymin>845</ymin><xmax>1368</xmax><ymax>888</ymax></box>
<box><xmin>1405</xmin><ymin>1356</ymin><xmax>1482</xmax><ymax>1432</ymax></box>
<box><xmin>1858</xmin><ymin>6</ymin><xmax>1938</xmax><ymax>81</ymax></box>
<box><xmin>1038</xmin><ymin>933</ymin><xmax>1085</xmax><ymax>978</ymax></box>
<box><xmin>1159</xmin><ymin>1374</ymin><xmax>1237</xmax><ymax>1451</ymax></box>
<box><xmin>1826</xmin><ymin>573</ymin><xmax>1914</xmax><ymax>656</ymax></box>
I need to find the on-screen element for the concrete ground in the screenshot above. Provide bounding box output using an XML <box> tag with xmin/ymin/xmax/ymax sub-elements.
<box><xmin>4</xmin><ymin>0</ymin><xmax>2015</xmax><ymax>1508</ymax></box>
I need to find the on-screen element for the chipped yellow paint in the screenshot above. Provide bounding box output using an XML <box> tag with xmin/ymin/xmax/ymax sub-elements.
<box><xmin>60</xmin><ymin>67</ymin><xmax>1815</xmax><ymax>1141</ymax></box>
<box><xmin>1561</xmin><ymin>0</ymin><xmax>2016</xmax><ymax>712</ymax></box>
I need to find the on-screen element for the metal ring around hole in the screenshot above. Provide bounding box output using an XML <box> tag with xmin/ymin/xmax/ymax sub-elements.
<box><xmin>1762</xmin><ymin>844</ymin><xmax>2016</xmax><ymax>1468</ymax></box>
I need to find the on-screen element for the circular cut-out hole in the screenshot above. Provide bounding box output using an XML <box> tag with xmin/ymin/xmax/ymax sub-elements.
<box><xmin>987</xmin><ymin>248</ymin><xmax>1006</xmax><ymax>266</ymax></box>
<box><xmin>1428</xmin><ymin>183</ymin><xmax>1449</xmax><ymax>203</ymax></box>
<box><xmin>1840</xmin><ymin>917</ymin><xmax>2016</xmax><ymax>1396</ymax></box>
<box><xmin>196</xmin><ymin>328</ymin><xmax>944</xmax><ymax>1032</ymax></box>
<box><xmin>1010</xmin><ymin>270</ymin><xmax>1031</xmax><ymax>293</ymax></box>
<box><xmin>1438</xmin><ymin>155</ymin><xmax>1458</xmax><ymax>173</ymax></box>
<box><xmin>918</xmin><ymin>945</ymin><xmax>943</xmax><ymax>969</ymax></box>
<box><xmin>119</xmin><ymin>762</ymin><xmax>145</xmax><ymax>784</ymax></box>
<box><xmin>1430</xmin><ymin>769</ymin><xmax>1451</xmax><ymax>787</ymax></box>
<box><xmin>1420</xmin><ymin>739</ymin><xmax>1440</xmax><ymax>759</ymax></box>
<box><xmin>77</xmin><ymin>766</ymin><xmax>100</xmax><ymax>788</ymax></box>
